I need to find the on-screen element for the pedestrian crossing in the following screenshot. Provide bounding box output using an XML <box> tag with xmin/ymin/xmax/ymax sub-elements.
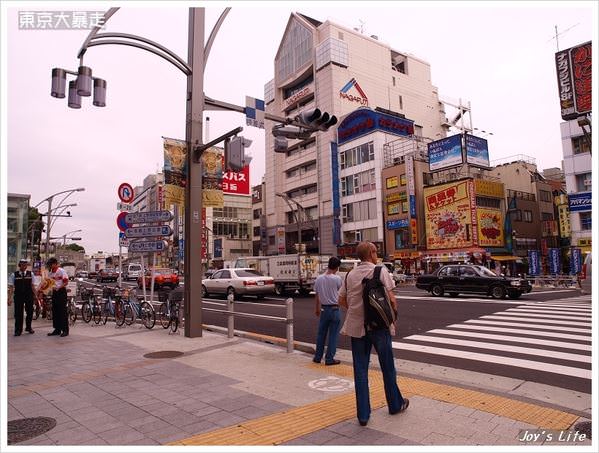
<box><xmin>393</xmin><ymin>295</ymin><xmax>593</xmax><ymax>382</ymax></box>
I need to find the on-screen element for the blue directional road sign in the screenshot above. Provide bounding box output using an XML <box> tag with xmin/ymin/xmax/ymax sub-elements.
<box><xmin>126</xmin><ymin>210</ymin><xmax>173</xmax><ymax>224</ymax></box>
<box><xmin>129</xmin><ymin>240</ymin><xmax>167</xmax><ymax>253</ymax></box>
<box><xmin>125</xmin><ymin>225</ymin><xmax>173</xmax><ymax>238</ymax></box>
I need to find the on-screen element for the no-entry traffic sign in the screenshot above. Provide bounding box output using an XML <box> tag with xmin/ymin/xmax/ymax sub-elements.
<box><xmin>118</xmin><ymin>182</ymin><xmax>135</xmax><ymax>203</ymax></box>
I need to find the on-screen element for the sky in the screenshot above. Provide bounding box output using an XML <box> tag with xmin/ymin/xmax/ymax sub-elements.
<box><xmin>2</xmin><ymin>1</ymin><xmax>596</xmax><ymax>256</ymax></box>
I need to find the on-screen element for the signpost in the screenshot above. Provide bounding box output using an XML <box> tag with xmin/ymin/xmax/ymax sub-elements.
<box><xmin>126</xmin><ymin>210</ymin><xmax>174</xmax><ymax>224</ymax></box>
<box><xmin>129</xmin><ymin>240</ymin><xmax>167</xmax><ymax>253</ymax></box>
<box><xmin>118</xmin><ymin>182</ymin><xmax>135</xmax><ymax>203</ymax></box>
<box><xmin>126</xmin><ymin>225</ymin><xmax>173</xmax><ymax>238</ymax></box>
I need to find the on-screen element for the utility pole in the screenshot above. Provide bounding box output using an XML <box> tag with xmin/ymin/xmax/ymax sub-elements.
<box><xmin>184</xmin><ymin>8</ymin><xmax>205</xmax><ymax>338</ymax></box>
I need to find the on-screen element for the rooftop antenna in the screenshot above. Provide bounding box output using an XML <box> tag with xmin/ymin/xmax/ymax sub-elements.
<box><xmin>358</xmin><ymin>19</ymin><xmax>365</xmax><ymax>34</ymax></box>
<box><xmin>548</xmin><ymin>23</ymin><xmax>579</xmax><ymax>51</ymax></box>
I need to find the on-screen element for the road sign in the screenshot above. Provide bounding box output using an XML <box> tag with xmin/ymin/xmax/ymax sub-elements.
<box><xmin>119</xmin><ymin>232</ymin><xmax>129</xmax><ymax>248</ymax></box>
<box><xmin>125</xmin><ymin>225</ymin><xmax>173</xmax><ymax>238</ymax></box>
<box><xmin>117</xmin><ymin>202</ymin><xmax>133</xmax><ymax>212</ymax></box>
<box><xmin>118</xmin><ymin>183</ymin><xmax>135</xmax><ymax>203</ymax></box>
<box><xmin>126</xmin><ymin>210</ymin><xmax>173</xmax><ymax>224</ymax></box>
<box><xmin>129</xmin><ymin>240</ymin><xmax>167</xmax><ymax>253</ymax></box>
<box><xmin>116</xmin><ymin>212</ymin><xmax>130</xmax><ymax>232</ymax></box>
<box><xmin>245</xmin><ymin>96</ymin><xmax>265</xmax><ymax>129</ymax></box>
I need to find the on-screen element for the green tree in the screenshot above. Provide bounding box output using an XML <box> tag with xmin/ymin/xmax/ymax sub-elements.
<box><xmin>27</xmin><ymin>207</ymin><xmax>45</xmax><ymax>259</ymax></box>
<box><xmin>65</xmin><ymin>243</ymin><xmax>85</xmax><ymax>253</ymax></box>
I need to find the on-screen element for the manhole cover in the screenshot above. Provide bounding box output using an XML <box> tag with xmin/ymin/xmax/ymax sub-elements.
<box><xmin>574</xmin><ymin>421</ymin><xmax>592</xmax><ymax>440</ymax></box>
<box><xmin>143</xmin><ymin>350</ymin><xmax>184</xmax><ymax>359</ymax></box>
<box><xmin>8</xmin><ymin>417</ymin><xmax>56</xmax><ymax>444</ymax></box>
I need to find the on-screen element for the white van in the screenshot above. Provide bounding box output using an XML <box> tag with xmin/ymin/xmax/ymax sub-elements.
<box><xmin>124</xmin><ymin>263</ymin><xmax>143</xmax><ymax>281</ymax></box>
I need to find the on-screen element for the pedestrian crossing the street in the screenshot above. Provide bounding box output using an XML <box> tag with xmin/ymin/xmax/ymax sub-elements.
<box><xmin>393</xmin><ymin>295</ymin><xmax>593</xmax><ymax>383</ymax></box>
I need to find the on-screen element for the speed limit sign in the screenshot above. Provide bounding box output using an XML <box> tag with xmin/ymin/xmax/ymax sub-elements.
<box><xmin>118</xmin><ymin>183</ymin><xmax>134</xmax><ymax>203</ymax></box>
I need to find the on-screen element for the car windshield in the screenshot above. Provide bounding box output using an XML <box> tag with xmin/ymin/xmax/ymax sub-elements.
<box><xmin>235</xmin><ymin>269</ymin><xmax>264</xmax><ymax>277</ymax></box>
<box><xmin>474</xmin><ymin>266</ymin><xmax>498</xmax><ymax>277</ymax></box>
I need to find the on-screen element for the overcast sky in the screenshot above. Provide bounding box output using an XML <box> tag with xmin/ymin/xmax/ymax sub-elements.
<box><xmin>2</xmin><ymin>1</ymin><xmax>596</xmax><ymax>256</ymax></box>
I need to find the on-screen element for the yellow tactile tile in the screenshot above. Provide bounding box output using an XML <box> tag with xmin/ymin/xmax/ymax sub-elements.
<box><xmin>171</xmin><ymin>361</ymin><xmax>580</xmax><ymax>446</ymax></box>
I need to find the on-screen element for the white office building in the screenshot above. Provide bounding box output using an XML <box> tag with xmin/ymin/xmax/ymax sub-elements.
<box><xmin>263</xmin><ymin>12</ymin><xmax>448</xmax><ymax>255</ymax></box>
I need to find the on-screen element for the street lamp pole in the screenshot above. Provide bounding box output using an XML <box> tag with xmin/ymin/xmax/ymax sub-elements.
<box><xmin>276</xmin><ymin>193</ymin><xmax>303</xmax><ymax>254</ymax></box>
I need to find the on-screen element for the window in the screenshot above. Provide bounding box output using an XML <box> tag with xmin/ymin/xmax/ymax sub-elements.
<box><xmin>541</xmin><ymin>212</ymin><xmax>553</xmax><ymax>221</ymax></box>
<box><xmin>253</xmin><ymin>208</ymin><xmax>262</xmax><ymax>220</ymax></box>
<box><xmin>576</xmin><ymin>173</ymin><xmax>592</xmax><ymax>192</ymax></box>
<box><xmin>399</xmin><ymin>95</ymin><xmax>403</xmax><ymax>110</ymax></box>
<box><xmin>476</xmin><ymin>197</ymin><xmax>501</xmax><ymax>209</ymax></box>
<box><xmin>340</xmin><ymin>142</ymin><xmax>374</xmax><ymax>169</ymax></box>
<box><xmin>276</xmin><ymin>20</ymin><xmax>313</xmax><ymax>81</ymax></box>
<box><xmin>341</xmin><ymin>169</ymin><xmax>376</xmax><ymax>196</ymax></box>
<box><xmin>268</xmin><ymin>235</ymin><xmax>275</xmax><ymax>245</ymax></box>
<box><xmin>459</xmin><ymin>266</ymin><xmax>476</xmax><ymax>277</ymax></box>
<box><xmin>401</xmin><ymin>201</ymin><xmax>409</xmax><ymax>213</ymax></box>
<box><xmin>392</xmin><ymin>76</ymin><xmax>396</xmax><ymax>87</ymax></box>
<box><xmin>394</xmin><ymin>228</ymin><xmax>409</xmax><ymax>249</ymax></box>
<box><xmin>511</xmin><ymin>210</ymin><xmax>522</xmax><ymax>222</ymax></box>
<box><xmin>400</xmin><ymin>174</ymin><xmax>406</xmax><ymax>185</ymax></box>
<box><xmin>220</xmin><ymin>270</ymin><xmax>231</xmax><ymax>279</ymax></box>
<box><xmin>572</xmin><ymin>136</ymin><xmax>591</xmax><ymax>154</ymax></box>
<box><xmin>539</xmin><ymin>190</ymin><xmax>552</xmax><ymax>203</ymax></box>
<box><xmin>253</xmin><ymin>226</ymin><xmax>261</xmax><ymax>237</ymax></box>
<box><xmin>580</xmin><ymin>212</ymin><xmax>592</xmax><ymax>230</ymax></box>
<box><xmin>523</xmin><ymin>210</ymin><xmax>533</xmax><ymax>222</ymax></box>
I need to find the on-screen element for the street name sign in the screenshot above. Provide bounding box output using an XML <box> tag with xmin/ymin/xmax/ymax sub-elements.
<box><xmin>129</xmin><ymin>240</ymin><xmax>167</xmax><ymax>253</ymax></box>
<box><xmin>126</xmin><ymin>210</ymin><xmax>173</xmax><ymax>224</ymax></box>
<box><xmin>125</xmin><ymin>225</ymin><xmax>173</xmax><ymax>238</ymax></box>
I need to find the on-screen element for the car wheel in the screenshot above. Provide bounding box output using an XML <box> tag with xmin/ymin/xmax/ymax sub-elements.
<box><xmin>507</xmin><ymin>291</ymin><xmax>521</xmax><ymax>299</ymax></box>
<box><xmin>431</xmin><ymin>284</ymin><xmax>444</xmax><ymax>297</ymax></box>
<box><xmin>490</xmin><ymin>285</ymin><xmax>506</xmax><ymax>299</ymax></box>
<box><xmin>202</xmin><ymin>285</ymin><xmax>208</xmax><ymax>298</ymax></box>
<box><xmin>449</xmin><ymin>292</ymin><xmax>459</xmax><ymax>297</ymax></box>
<box><xmin>274</xmin><ymin>283</ymin><xmax>286</xmax><ymax>296</ymax></box>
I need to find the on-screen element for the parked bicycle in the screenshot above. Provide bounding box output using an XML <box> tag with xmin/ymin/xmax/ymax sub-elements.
<box><xmin>158</xmin><ymin>288</ymin><xmax>182</xmax><ymax>333</ymax></box>
<box><xmin>122</xmin><ymin>288</ymin><xmax>155</xmax><ymax>329</ymax></box>
<box><xmin>99</xmin><ymin>286</ymin><xmax>118</xmax><ymax>325</ymax></box>
<box><xmin>79</xmin><ymin>285</ymin><xmax>95</xmax><ymax>324</ymax></box>
<box><xmin>67</xmin><ymin>296</ymin><xmax>77</xmax><ymax>326</ymax></box>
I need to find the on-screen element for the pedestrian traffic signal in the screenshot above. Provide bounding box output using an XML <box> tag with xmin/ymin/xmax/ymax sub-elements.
<box><xmin>225</xmin><ymin>136</ymin><xmax>252</xmax><ymax>172</ymax></box>
<box><xmin>296</xmin><ymin>108</ymin><xmax>337</xmax><ymax>131</ymax></box>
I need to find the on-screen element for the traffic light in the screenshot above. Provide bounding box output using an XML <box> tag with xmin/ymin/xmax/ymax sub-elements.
<box><xmin>272</xmin><ymin>125</ymin><xmax>313</xmax><ymax>140</ymax></box>
<box><xmin>296</xmin><ymin>108</ymin><xmax>337</xmax><ymax>131</ymax></box>
<box><xmin>225</xmin><ymin>136</ymin><xmax>252</xmax><ymax>172</ymax></box>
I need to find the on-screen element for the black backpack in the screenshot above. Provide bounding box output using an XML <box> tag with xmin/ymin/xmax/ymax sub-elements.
<box><xmin>362</xmin><ymin>265</ymin><xmax>397</xmax><ymax>331</ymax></box>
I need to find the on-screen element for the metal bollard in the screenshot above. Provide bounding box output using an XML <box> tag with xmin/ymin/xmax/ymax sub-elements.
<box><xmin>227</xmin><ymin>294</ymin><xmax>234</xmax><ymax>339</ymax></box>
<box><xmin>285</xmin><ymin>297</ymin><xmax>294</xmax><ymax>353</ymax></box>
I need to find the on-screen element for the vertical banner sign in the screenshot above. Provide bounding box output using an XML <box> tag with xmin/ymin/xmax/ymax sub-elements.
<box><xmin>405</xmin><ymin>154</ymin><xmax>416</xmax><ymax>219</ymax></box>
<box><xmin>410</xmin><ymin>218</ymin><xmax>418</xmax><ymax>245</ymax></box>
<box><xmin>571</xmin><ymin>247</ymin><xmax>582</xmax><ymax>274</ymax></box>
<box><xmin>528</xmin><ymin>250</ymin><xmax>541</xmax><ymax>276</ymax></box>
<box><xmin>276</xmin><ymin>226</ymin><xmax>286</xmax><ymax>254</ymax></box>
<box><xmin>163</xmin><ymin>137</ymin><xmax>187</xmax><ymax>208</ymax></box>
<box><xmin>213</xmin><ymin>238</ymin><xmax>223</xmax><ymax>259</ymax></box>
<box><xmin>331</xmin><ymin>142</ymin><xmax>341</xmax><ymax>245</ymax></box>
<box><xmin>201</xmin><ymin>208</ymin><xmax>207</xmax><ymax>260</ymax></box>
<box><xmin>548</xmin><ymin>248</ymin><xmax>561</xmax><ymax>275</ymax></box>
<box><xmin>555</xmin><ymin>41</ymin><xmax>592</xmax><ymax>120</ymax></box>
<box><xmin>202</xmin><ymin>147</ymin><xmax>224</xmax><ymax>208</ymax></box>
<box><xmin>468</xmin><ymin>180</ymin><xmax>478</xmax><ymax>245</ymax></box>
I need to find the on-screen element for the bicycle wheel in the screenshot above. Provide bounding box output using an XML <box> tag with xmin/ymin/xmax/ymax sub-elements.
<box><xmin>124</xmin><ymin>304</ymin><xmax>135</xmax><ymax>326</ymax></box>
<box><xmin>81</xmin><ymin>302</ymin><xmax>92</xmax><ymax>323</ymax></box>
<box><xmin>140</xmin><ymin>302</ymin><xmax>155</xmax><ymax>329</ymax></box>
<box><xmin>159</xmin><ymin>302</ymin><xmax>170</xmax><ymax>329</ymax></box>
<box><xmin>69</xmin><ymin>304</ymin><xmax>77</xmax><ymax>326</ymax></box>
<box><xmin>170</xmin><ymin>302</ymin><xmax>180</xmax><ymax>333</ymax></box>
<box><xmin>114</xmin><ymin>301</ymin><xmax>125</xmax><ymax>327</ymax></box>
<box><xmin>33</xmin><ymin>302</ymin><xmax>40</xmax><ymax>320</ymax></box>
<box><xmin>93</xmin><ymin>304</ymin><xmax>102</xmax><ymax>325</ymax></box>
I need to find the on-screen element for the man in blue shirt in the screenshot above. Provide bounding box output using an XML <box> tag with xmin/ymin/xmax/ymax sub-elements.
<box><xmin>313</xmin><ymin>256</ymin><xmax>342</xmax><ymax>365</ymax></box>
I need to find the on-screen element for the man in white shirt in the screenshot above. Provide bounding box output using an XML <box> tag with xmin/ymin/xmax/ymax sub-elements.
<box><xmin>46</xmin><ymin>257</ymin><xmax>70</xmax><ymax>337</ymax></box>
<box><xmin>339</xmin><ymin>242</ymin><xmax>409</xmax><ymax>426</ymax></box>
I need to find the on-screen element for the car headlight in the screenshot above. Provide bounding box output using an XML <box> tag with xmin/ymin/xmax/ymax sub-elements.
<box><xmin>510</xmin><ymin>281</ymin><xmax>521</xmax><ymax>286</ymax></box>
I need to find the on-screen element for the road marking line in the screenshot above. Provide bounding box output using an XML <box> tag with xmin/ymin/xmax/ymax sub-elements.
<box><xmin>464</xmin><ymin>319</ymin><xmax>591</xmax><ymax>333</ymax></box>
<box><xmin>444</xmin><ymin>324</ymin><xmax>591</xmax><ymax>341</ymax></box>
<box><xmin>393</xmin><ymin>343</ymin><xmax>591</xmax><ymax>379</ymax></box>
<box><xmin>400</xmin><ymin>335</ymin><xmax>591</xmax><ymax>363</ymax></box>
<box><xmin>479</xmin><ymin>315</ymin><xmax>591</xmax><ymax>327</ymax></box>
<box><xmin>509</xmin><ymin>307</ymin><xmax>591</xmax><ymax>314</ymax></box>
<box><xmin>496</xmin><ymin>311</ymin><xmax>591</xmax><ymax>321</ymax></box>
<box><xmin>421</xmin><ymin>328</ymin><xmax>592</xmax><ymax>350</ymax></box>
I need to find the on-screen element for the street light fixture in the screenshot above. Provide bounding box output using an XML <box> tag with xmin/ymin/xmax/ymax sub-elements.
<box><xmin>50</xmin><ymin>229</ymin><xmax>83</xmax><ymax>246</ymax></box>
<box><xmin>276</xmin><ymin>192</ymin><xmax>305</xmax><ymax>254</ymax></box>
<box><xmin>34</xmin><ymin>188</ymin><xmax>85</xmax><ymax>260</ymax></box>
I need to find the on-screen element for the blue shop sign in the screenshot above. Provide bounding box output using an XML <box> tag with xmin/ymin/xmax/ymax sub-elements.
<box><xmin>568</xmin><ymin>192</ymin><xmax>591</xmax><ymax>212</ymax></box>
<box><xmin>386</xmin><ymin>219</ymin><xmax>409</xmax><ymax>230</ymax></box>
<box><xmin>337</xmin><ymin>108</ymin><xmax>414</xmax><ymax>145</ymax></box>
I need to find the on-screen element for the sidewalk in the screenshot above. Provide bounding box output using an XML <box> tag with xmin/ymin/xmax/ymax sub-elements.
<box><xmin>6</xmin><ymin>317</ymin><xmax>593</xmax><ymax>449</ymax></box>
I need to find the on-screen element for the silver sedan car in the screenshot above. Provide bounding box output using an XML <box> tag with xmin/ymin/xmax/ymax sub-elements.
<box><xmin>201</xmin><ymin>268</ymin><xmax>275</xmax><ymax>299</ymax></box>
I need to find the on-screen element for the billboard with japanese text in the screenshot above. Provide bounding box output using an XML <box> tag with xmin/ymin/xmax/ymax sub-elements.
<box><xmin>424</xmin><ymin>180</ymin><xmax>474</xmax><ymax>250</ymax></box>
<box><xmin>427</xmin><ymin>134</ymin><xmax>463</xmax><ymax>171</ymax></box>
<box><xmin>465</xmin><ymin>134</ymin><xmax>490</xmax><ymax>168</ymax></box>
<box><xmin>476</xmin><ymin>208</ymin><xmax>504</xmax><ymax>247</ymax></box>
<box><xmin>555</xmin><ymin>41</ymin><xmax>592</xmax><ymax>120</ymax></box>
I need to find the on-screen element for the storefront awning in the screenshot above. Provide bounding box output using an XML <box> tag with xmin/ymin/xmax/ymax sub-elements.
<box><xmin>490</xmin><ymin>255</ymin><xmax>520</xmax><ymax>261</ymax></box>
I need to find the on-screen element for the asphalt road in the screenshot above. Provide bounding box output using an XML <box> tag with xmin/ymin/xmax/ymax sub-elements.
<box><xmin>77</xmin><ymin>280</ymin><xmax>591</xmax><ymax>394</ymax></box>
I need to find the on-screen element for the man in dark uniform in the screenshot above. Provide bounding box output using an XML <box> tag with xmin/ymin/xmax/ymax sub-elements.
<box><xmin>8</xmin><ymin>258</ymin><xmax>36</xmax><ymax>336</ymax></box>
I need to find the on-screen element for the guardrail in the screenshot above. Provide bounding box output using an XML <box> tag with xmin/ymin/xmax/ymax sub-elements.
<box><xmin>203</xmin><ymin>295</ymin><xmax>294</xmax><ymax>353</ymax></box>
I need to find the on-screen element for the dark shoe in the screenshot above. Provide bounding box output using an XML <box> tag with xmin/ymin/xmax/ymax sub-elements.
<box><xmin>312</xmin><ymin>358</ymin><xmax>321</xmax><ymax>364</ymax></box>
<box><xmin>60</xmin><ymin>332</ymin><xmax>69</xmax><ymax>337</ymax></box>
<box><xmin>26</xmin><ymin>328</ymin><xmax>35</xmax><ymax>334</ymax></box>
<box><xmin>390</xmin><ymin>399</ymin><xmax>410</xmax><ymax>415</ymax></box>
<box><xmin>14</xmin><ymin>332</ymin><xmax>21</xmax><ymax>336</ymax></box>
<box><xmin>325</xmin><ymin>360</ymin><xmax>341</xmax><ymax>366</ymax></box>
<box><xmin>47</xmin><ymin>331</ymin><xmax>61</xmax><ymax>336</ymax></box>
<box><xmin>359</xmin><ymin>419</ymin><xmax>368</xmax><ymax>426</ymax></box>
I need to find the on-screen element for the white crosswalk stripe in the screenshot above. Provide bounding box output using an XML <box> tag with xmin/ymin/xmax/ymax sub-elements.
<box><xmin>394</xmin><ymin>295</ymin><xmax>592</xmax><ymax>382</ymax></box>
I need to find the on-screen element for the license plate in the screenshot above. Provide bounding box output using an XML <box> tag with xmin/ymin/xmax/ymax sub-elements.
<box><xmin>257</xmin><ymin>281</ymin><xmax>264</xmax><ymax>286</ymax></box>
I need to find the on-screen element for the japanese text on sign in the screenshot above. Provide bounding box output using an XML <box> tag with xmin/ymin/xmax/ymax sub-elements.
<box><xmin>426</xmin><ymin>181</ymin><xmax>468</xmax><ymax>211</ymax></box>
<box><xmin>19</xmin><ymin>11</ymin><xmax>106</xmax><ymax>29</ymax></box>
